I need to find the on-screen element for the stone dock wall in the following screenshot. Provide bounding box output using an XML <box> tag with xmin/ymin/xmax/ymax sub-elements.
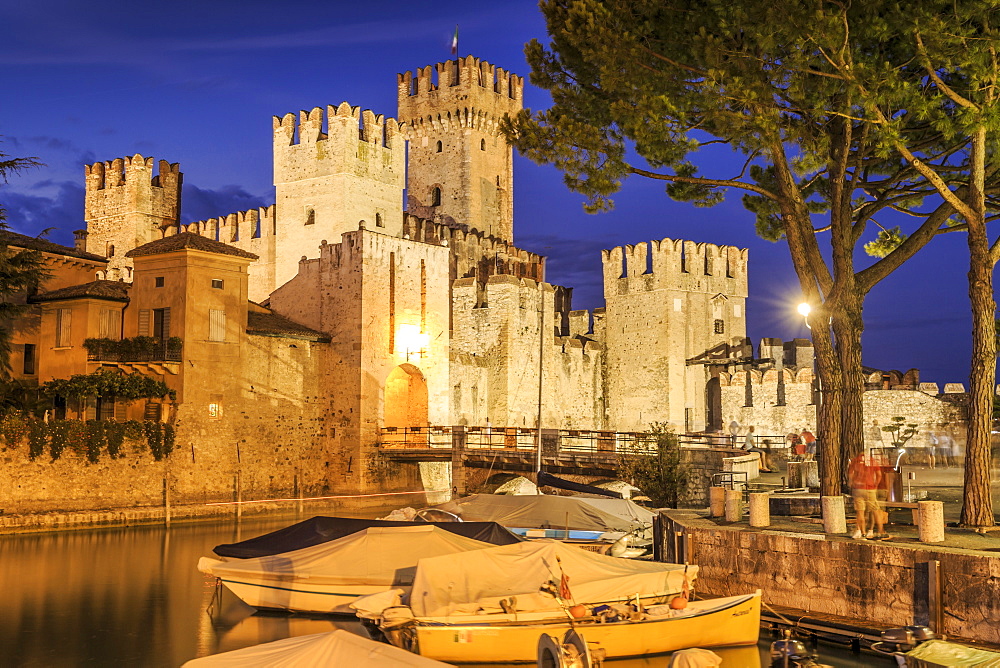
<box><xmin>660</xmin><ymin>510</ymin><xmax>1000</xmax><ymax>644</ymax></box>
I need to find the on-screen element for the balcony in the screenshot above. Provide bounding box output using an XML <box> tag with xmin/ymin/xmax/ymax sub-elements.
<box><xmin>84</xmin><ymin>337</ymin><xmax>183</xmax><ymax>363</ymax></box>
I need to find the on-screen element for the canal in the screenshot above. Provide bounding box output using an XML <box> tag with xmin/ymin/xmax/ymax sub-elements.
<box><xmin>0</xmin><ymin>508</ymin><xmax>893</xmax><ymax>667</ymax></box>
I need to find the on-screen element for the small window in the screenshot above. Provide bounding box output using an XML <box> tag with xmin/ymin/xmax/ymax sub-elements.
<box><xmin>107</xmin><ymin>243</ymin><xmax>115</xmax><ymax>257</ymax></box>
<box><xmin>154</xmin><ymin>276</ymin><xmax>164</xmax><ymax>288</ymax></box>
<box><xmin>714</xmin><ymin>319</ymin><xmax>725</xmax><ymax>334</ymax></box>
<box><xmin>435</xmin><ymin>140</ymin><xmax>442</xmax><ymax>153</ymax></box>
<box><xmin>431</xmin><ymin>187</ymin><xmax>441</xmax><ymax>207</ymax></box>
<box><xmin>99</xmin><ymin>308</ymin><xmax>122</xmax><ymax>339</ymax></box>
<box><xmin>481</xmin><ymin>138</ymin><xmax>486</xmax><ymax>151</ymax></box>
<box><xmin>305</xmin><ymin>208</ymin><xmax>315</xmax><ymax>225</ymax></box>
<box><xmin>209</xmin><ymin>309</ymin><xmax>226</xmax><ymax>342</ymax></box>
<box><xmin>23</xmin><ymin>344</ymin><xmax>35</xmax><ymax>375</ymax></box>
<box><xmin>375</xmin><ymin>213</ymin><xmax>383</xmax><ymax>228</ymax></box>
<box><xmin>211</xmin><ymin>279</ymin><xmax>224</xmax><ymax>290</ymax></box>
<box><xmin>56</xmin><ymin>308</ymin><xmax>72</xmax><ymax>347</ymax></box>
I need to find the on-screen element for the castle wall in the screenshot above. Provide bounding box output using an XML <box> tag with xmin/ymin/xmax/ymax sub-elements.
<box><xmin>398</xmin><ymin>57</ymin><xmax>523</xmax><ymax>242</ymax></box>
<box><xmin>84</xmin><ymin>156</ymin><xmax>181</xmax><ymax>280</ymax></box>
<box><xmin>721</xmin><ymin>367</ymin><xmax>817</xmax><ymax>439</ymax></box>
<box><xmin>451</xmin><ymin>275</ymin><xmax>603</xmax><ymax>429</ymax></box>
<box><xmin>602</xmin><ymin>239</ymin><xmax>749</xmax><ymax>433</ymax></box>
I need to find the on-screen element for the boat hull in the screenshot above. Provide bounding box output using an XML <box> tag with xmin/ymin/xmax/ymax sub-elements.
<box><xmin>397</xmin><ymin>592</ymin><xmax>761</xmax><ymax>664</ymax></box>
<box><xmin>219</xmin><ymin>578</ymin><xmax>403</xmax><ymax>615</ymax></box>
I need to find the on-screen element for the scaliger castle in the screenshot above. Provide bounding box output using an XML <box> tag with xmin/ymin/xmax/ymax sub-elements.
<box><xmin>2</xmin><ymin>56</ymin><xmax>967</xmax><ymax>514</ymax></box>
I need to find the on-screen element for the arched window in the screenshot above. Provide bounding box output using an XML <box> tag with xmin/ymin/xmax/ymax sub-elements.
<box><xmin>436</xmin><ymin>140</ymin><xmax>443</xmax><ymax>153</ymax></box>
<box><xmin>305</xmin><ymin>208</ymin><xmax>315</xmax><ymax>225</ymax></box>
<box><xmin>107</xmin><ymin>243</ymin><xmax>115</xmax><ymax>257</ymax></box>
<box><xmin>481</xmin><ymin>138</ymin><xmax>486</xmax><ymax>151</ymax></box>
<box><xmin>431</xmin><ymin>187</ymin><xmax>441</xmax><ymax>207</ymax></box>
<box><xmin>376</xmin><ymin>212</ymin><xmax>384</xmax><ymax>227</ymax></box>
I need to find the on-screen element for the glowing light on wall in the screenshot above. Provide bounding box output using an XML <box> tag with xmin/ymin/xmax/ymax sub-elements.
<box><xmin>396</xmin><ymin>324</ymin><xmax>429</xmax><ymax>359</ymax></box>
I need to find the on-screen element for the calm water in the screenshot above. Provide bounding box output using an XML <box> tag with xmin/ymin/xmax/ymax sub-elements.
<box><xmin>0</xmin><ymin>507</ymin><xmax>892</xmax><ymax>667</ymax></box>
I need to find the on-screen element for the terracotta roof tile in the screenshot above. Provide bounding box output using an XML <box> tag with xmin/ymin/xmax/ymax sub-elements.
<box><xmin>246</xmin><ymin>310</ymin><xmax>329</xmax><ymax>342</ymax></box>
<box><xmin>0</xmin><ymin>231</ymin><xmax>106</xmax><ymax>263</ymax></box>
<box><xmin>125</xmin><ymin>232</ymin><xmax>258</xmax><ymax>260</ymax></box>
<box><xmin>29</xmin><ymin>280</ymin><xmax>130</xmax><ymax>303</ymax></box>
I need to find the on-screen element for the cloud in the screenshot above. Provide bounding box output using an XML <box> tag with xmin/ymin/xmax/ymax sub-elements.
<box><xmin>181</xmin><ymin>184</ymin><xmax>270</xmax><ymax>225</ymax></box>
<box><xmin>0</xmin><ymin>180</ymin><xmax>84</xmax><ymax>246</ymax></box>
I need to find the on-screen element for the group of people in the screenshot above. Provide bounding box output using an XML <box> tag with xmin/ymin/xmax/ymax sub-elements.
<box><xmin>721</xmin><ymin>420</ymin><xmax>822</xmax><ymax>474</ymax></box>
<box><xmin>869</xmin><ymin>420</ymin><xmax>961</xmax><ymax>469</ymax></box>
<box><xmin>785</xmin><ymin>428</ymin><xmax>817</xmax><ymax>462</ymax></box>
<box><xmin>848</xmin><ymin>450</ymin><xmax>892</xmax><ymax>541</ymax></box>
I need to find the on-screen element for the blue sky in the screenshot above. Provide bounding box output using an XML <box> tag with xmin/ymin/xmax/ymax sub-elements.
<box><xmin>0</xmin><ymin>0</ymin><xmax>980</xmax><ymax>385</ymax></box>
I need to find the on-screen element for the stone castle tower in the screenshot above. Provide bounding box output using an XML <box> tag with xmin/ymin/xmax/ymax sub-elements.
<box><xmin>83</xmin><ymin>156</ymin><xmax>182</xmax><ymax>280</ymax></box>
<box><xmin>397</xmin><ymin>56</ymin><xmax>523</xmax><ymax>242</ymax></box>
<box><xmin>272</xmin><ymin>103</ymin><xmax>406</xmax><ymax>289</ymax></box>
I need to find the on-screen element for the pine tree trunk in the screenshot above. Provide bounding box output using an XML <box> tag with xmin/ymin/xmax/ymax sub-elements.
<box><xmin>812</xmin><ymin>323</ymin><xmax>843</xmax><ymax>497</ymax></box>
<box><xmin>833</xmin><ymin>295</ymin><xmax>866</xmax><ymax>484</ymax></box>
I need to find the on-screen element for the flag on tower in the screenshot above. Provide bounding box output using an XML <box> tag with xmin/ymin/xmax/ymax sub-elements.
<box><xmin>451</xmin><ymin>25</ymin><xmax>459</xmax><ymax>55</ymax></box>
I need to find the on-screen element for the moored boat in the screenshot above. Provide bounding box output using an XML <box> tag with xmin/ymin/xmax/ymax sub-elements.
<box><xmin>198</xmin><ymin>525</ymin><xmax>502</xmax><ymax>614</ymax></box>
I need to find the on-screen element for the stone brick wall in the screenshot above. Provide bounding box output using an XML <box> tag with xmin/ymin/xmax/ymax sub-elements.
<box><xmin>661</xmin><ymin>511</ymin><xmax>1000</xmax><ymax>644</ymax></box>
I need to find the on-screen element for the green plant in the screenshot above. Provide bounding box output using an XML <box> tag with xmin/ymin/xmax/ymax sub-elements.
<box><xmin>105</xmin><ymin>421</ymin><xmax>126</xmax><ymax>459</ymax></box>
<box><xmin>617</xmin><ymin>423</ymin><xmax>689</xmax><ymax>508</ymax></box>
<box><xmin>48</xmin><ymin>420</ymin><xmax>69</xmax><ymax>460</ymax></box>
<box><xmin>84</xmin><ymin>420</ymin><xmax>105</xmax><ymax>464</ymax></box>
<box><xmin>42</xmin><ymin>369</ymin><xmax>174</xmax><ymax>401</ymax></box>
<box><xmin>882</xmin><ymin>417</ymin><xmax>919</xmax><ymax>448</ymax></box>
<box><xmin>27</xmin><ymin>418</ymin><xmax>46</xmax><ymax>460</ymax></box>
<box><xmin>162</xmin><ymin>423</ymin><xmax>175</xmax><ymax>456</ymax></box>
<box><xmin>0</xmin><ymin>413</ymin><xmax>27</xmax><ymax>449</ymax></box>
<box><xmin>144</xmin><ymin>421</ymin><xmax>164</xmax><ymax>460</ymax></box>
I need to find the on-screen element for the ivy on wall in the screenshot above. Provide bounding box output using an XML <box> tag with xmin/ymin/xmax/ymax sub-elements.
<box><xmin>0</xmin><ymin>414</ymin><xmax>175</xmax><ymax>463</ymax></box>
<box><xmin>41</xmin><ymin>369</ymin><xmax>176</xmax><ymax>401</ymax></box>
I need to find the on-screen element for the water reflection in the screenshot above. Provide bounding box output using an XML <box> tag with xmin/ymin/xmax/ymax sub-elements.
<box><xmin>0</xmin><ymin>511</ymin><xmax>891</xmax><ymax>667</ymax></box>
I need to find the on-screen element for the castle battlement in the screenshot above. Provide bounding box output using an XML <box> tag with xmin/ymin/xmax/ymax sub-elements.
<box><xmin>601</xmin><ymin>237</ymin><xmax>748</xmax><ymax>296</ymax></box>
<box><xmin>397</xmin><ymin>56</ymin><xmax>523</xmax><ymax>119</ymax></box>
<box><xmin>273</xmin><ymin>102</ymin><xmax>403</xmax><ymax>150</ymax></box>
<box><xmin>85</xmin><ymin>155</ymin><xmax>181</xmax><ymax>192</ymax></box>
<box><xmin>182</xmin><ymin>205</ymin><xmax>276</xmax><ymax>243</ymax></box>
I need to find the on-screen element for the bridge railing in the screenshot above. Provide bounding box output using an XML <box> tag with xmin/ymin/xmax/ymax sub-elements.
<box><xmin>377</xmin><ymin>426</ymin><xmax>660</xmax><ymax>455</ymax></box>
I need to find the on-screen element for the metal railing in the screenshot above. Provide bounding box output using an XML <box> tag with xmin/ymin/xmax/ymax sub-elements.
<box><xmin>377</xmin><ymin>426</ymin><xmax>660</xmax><ymax>455</ymax></box>
<box><xmin>86</xmin><ymin>341</ymin><xmax>183</xmax><ymax>363</ymax></box>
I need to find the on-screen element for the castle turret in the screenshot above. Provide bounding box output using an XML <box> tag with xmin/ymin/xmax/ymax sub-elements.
<box><xmin>84</xmin><ymin>156</ymin><xmax>182</xmax><ymax>280</ymax></box>
<box><xmin>397</xmin><ymin>56</ymin><xmax>523</xmax><ymax>242</ymax></box>
<box><xmin>272</xmin><ymin>103</ymin><xmax>405</xmax><ymax>289</ymax></box>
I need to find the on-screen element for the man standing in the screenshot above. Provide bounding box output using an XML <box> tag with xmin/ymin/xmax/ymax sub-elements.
<box><xmin>728</xmin><ymin>418</ymin><xmax>742</xmax><ymax>447</ymax></box>
<box><xmin>848</xmin><ymin>451</ymin><xmax>890</xmax><ymax>540</ymax></box>
<box><xmin>800</xmin><ymin>427</ymin><xmax>817</xmax><ymax>462</ymax></box>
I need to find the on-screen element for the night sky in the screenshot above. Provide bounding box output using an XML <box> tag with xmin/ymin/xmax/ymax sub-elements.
<box><xmin>0</xmin><ymin>0</ymin><xmax>984</xmax><ymax>385</ymax></box>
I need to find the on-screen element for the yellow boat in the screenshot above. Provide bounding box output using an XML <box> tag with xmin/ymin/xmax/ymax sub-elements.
<box><xmin>379</xmin><ymin>591</ymin><xmax>762</xmax><ymax>664</ymax></box>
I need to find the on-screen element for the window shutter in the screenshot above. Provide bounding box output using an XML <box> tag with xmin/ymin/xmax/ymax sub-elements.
<box><xmin>209</xmin><ymin>309</ymin><xmax>226</xmax><ymax>342</ymax></box>
<box><xmin>144</xmin><ymin>402</ymin><xmax>162</xmax><ymax>422</ymax></box>
<box><xmin>161</xmin><ymin>307</ymin><xmax>171</xmax><ymax>339</ymax></box>
<box><xmin>56</xmin><ymin>309</ymin><xmax>72</xmax><ymax>347</ymax></box>
<box><xmin>138</xmin><ymin>310</ymin><xmax>151</xmax><ymax>336</ymax></box>
<box><xmin>100</xmin><ymin>308</ymin><xmax>122</xmax><ymax>340</ymax></box>
<box><xmin>114</xmin><ymin>400</ymin><xmax>128</xmax><ymax>422</ymax></box>
<box><xmin>84</xmin><ymin>398</ymin><xmax>97</xmax><ymax>421</ymax></box>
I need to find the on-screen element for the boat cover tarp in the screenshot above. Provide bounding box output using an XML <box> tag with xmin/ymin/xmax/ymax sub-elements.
<box><xmin>537</xmin><ymin>471</ymin><xmax>623</xmax><ymax>498</ymax></box>
<box><xmin>408</xmin><ymin>539</ymin><xmax>696</xmax><ymax>616</ymax></box>
<box><xmin>213</xmin><ymin>517</ymin><xmax>522</xmax><ymax>558</ymax></box>
<box><xmin>181</xmin><ymin>629</ymin><xmax>452</xmax><ymax>667</ymax></box>
<box><xmin>434</xmin><ymin>494</ymin><xmax>653</xmax><ymax>532</ymax></box>
<box><xmin>199</xmin><ymin>525</ymin><xmax>497</xmax><ymax>587</ymax></box>
<box><xmin>905</xmin><ymin>639</ymin><xmax>1000</xmax><ymax>668</ymax></box>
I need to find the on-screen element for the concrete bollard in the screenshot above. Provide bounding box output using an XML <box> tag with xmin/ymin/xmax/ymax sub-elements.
<box><xmin>918</xmin><ymin>501</ymin><xmax>945</xmax><ymax>543</ymax></box>
<box><xmin>802</xmin><ymin>460</ymin><xmax>820</xmax><ymax>488</ymax></box>
<box><xmin>709</xmin><ymin>486</ymin><xmax>726</xmax><ymax>517</ymax></box>
<box><xmin>724</xmin><ymin>488</ymin><xmax>743</xmax><ymax>522</ymax></box>
<box><xmin>821</xmin><ymin>495</ymin><xmax>848</xmax><ymax>534</ymax></box>
<box><xmin>749</xmin><ymin>492</ymin><xmax>770</xmax><ymax>527</ymax></box>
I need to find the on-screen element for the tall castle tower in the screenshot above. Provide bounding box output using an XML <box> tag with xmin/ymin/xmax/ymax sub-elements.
<box><xmin>84</xmin><ymin>155</ymin><xmax>182</xmax><ymax>280</ymax></box>
<box><xmin>272</xmin><ymin>103</ymin><xmax>405</xmax><ymax>288</ymax></box>
<box><xmin>398</xmin><ymin>56</ymin><xmax>523</xmax><ymax>242</ymax></box>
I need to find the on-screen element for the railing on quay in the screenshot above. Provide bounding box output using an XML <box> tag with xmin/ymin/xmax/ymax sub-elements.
<box><xmin>377</xmin><ymin>425</ymin><xmax>660</xmax><ymax>455</ymax></box>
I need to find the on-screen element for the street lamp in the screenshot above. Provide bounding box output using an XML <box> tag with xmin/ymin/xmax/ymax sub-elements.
<box><xmin>797</xmin><ymin>302</ymin><xmax>812</xmax><ymax>328</ymax></box>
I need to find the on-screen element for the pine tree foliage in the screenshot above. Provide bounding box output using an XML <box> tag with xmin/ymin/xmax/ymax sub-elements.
<box><xmin>504</xmin><ymin>1</ymin><xmax>1000</xmax><ymax>523</ymax></box>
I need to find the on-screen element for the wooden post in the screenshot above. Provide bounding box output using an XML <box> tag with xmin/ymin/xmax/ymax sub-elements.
<box><xmin>235</xmin><ymin>472</ymin><xmax>242</xmax><ymax>522</ymax></box>
<box><xmin>821</xmin><ymin>495</ymin><xmax>847</xmax><ymax>534</ymax></box>
<box><xmin>724</xmin><ymin>488</ymin><xmax>742</xmax><ymax>522</ymax></box>
<box><xmin>163</xmin><ymin>476</ymin><xmax>171</xmax><ymax>527</ymax></box>
<box><xmin>749</xmin><ymin>492</ymin><xmax>770</xmax><ymax>527</ymax></box>
<box><xmin>927</xmin><ymin>559</ymin><xmax>943</xmax><ymax>633</ymax></box>
<box><xmin>709</xmin><ymin>486</ymin><xmax>726</xmax><ymax>517</ymax></box>
<box><xmin>918</xmin><ymin>501</ymin><xmax>945</xmax><ymax>542</ymax></box>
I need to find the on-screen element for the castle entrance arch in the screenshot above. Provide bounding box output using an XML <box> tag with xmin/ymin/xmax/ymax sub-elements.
<box><xmin>384</xmin><ymin>364</ymin><xmax>429</xmax><ymax>429</ymax></box>
<box><xmin>705</xmin><ymin>376</ymin><xmax>722</xmax><ymax>432</ymax></box>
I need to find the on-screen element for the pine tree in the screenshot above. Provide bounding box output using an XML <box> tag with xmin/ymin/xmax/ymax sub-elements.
<box><xmin>504</xmin><ymin>0</ymin><xmax>1000</xmax><ymax>525</ymax></box>
<box><xmin>0</xmin><ymin>143</ymin><xmax>47</xmax><ymax>380</ymax></box>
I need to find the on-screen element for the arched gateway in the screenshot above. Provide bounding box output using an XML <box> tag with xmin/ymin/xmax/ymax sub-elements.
<box><xmin>384</xmin><ymin>364</ymin><xmax>428</xmax><ymax>428</ymax></box>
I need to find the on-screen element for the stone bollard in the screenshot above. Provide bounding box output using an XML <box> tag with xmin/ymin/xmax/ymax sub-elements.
<box><xmin>724</xmin><ymin>488</ymin><xmax>743</xmax><ymax>522</ymax></box>
<box><xmin>918</xmin><ymin>501</ymin><xmax>945</xmax><ymax>543</ymax></box>
<box><xmin>821</xmin><ymin>495</ymin><xmax>847</xmax><ymax>534</ymax></box>
<box><xmin>709</xmin><ymin>486</ymin><xmax>726</xmax><ymax>518</ymax></box>
<box><xmin>802</xmin><ymin>460</ymin><xmax>820</xmax><ymax>488</ymax></box>
<box><xmin>749</xmin><ymin>492</ymin><xmax>770</xmax><ymax>527</ymax></box>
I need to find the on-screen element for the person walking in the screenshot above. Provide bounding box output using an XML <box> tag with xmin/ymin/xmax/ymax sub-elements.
<box><xmin>848</xmin><ymin>451</ymin><xmax>890</xmax><ymax>540</ymax></box>
<box><xmin>728</xmin><ymin>418</ymin><xmax>742</xmax><ymax>448</ymax></box>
